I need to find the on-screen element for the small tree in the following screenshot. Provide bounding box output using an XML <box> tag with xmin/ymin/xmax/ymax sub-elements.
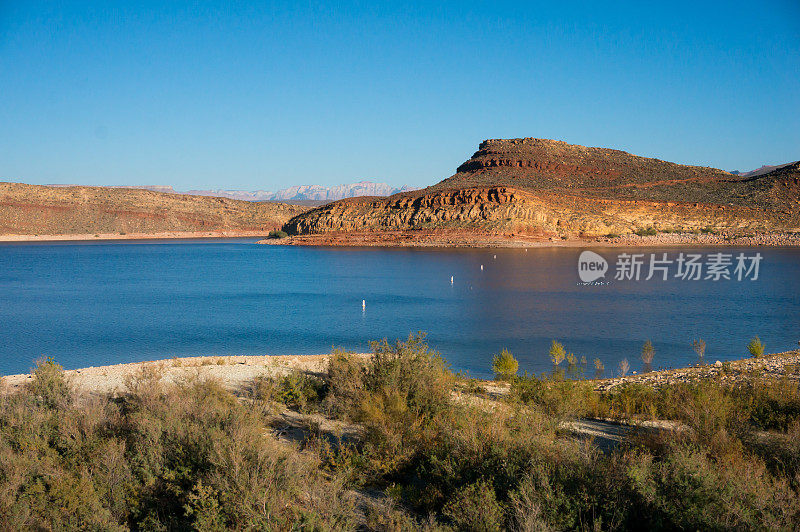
<box><xmin>692</xmin><ymin>338</ymin><xmax>706</xmax><ymax>358</ymax></box>
<box><xmin>491</xmin><ymin>349</ymin><xmax>519</xmax><ymax>380</ymax></box>
<box><xmin>641</xmin><ymin>340</ymin><xmax>655</xmax><ymax>365</ymax></box>
<box><xmin>593</xmin><ymin>358</ymin><xmax>605</xmax><ymax>379</ymax></box>
<box><xmin>565</xmin><ymin>352</ymin><xmax>579</xmax><ymax>378</ymax></box>
<box><xmin>747</xmin><ymin>337</ymin><xmax>764</xmax><ymax>358</ymax></box>
<box><xmin>618</xmin><ymin>358</ymin><xmax>630</xmax><ymax>377</ymax></box>
<box><xmin>549</xmin><ymin>340</ymin><xmax>566</xmax><ymax>366</ymax></box>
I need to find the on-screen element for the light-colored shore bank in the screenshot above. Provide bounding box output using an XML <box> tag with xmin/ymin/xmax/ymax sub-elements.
<box><xmin>4</xmin><ymin>350</ymin><xmax>798</xmax><ymax>397</ymax></box>
<box><xmin>2</xmin><ymin>229</ymin><xmax>799</xmax><ymax>247</ymax></box>
<box><xmin>0</xmin><ymin>354</ymin><xmax>368</xmax><ymax>396</ymax></box>
<box><xmin>0</xmin><ymin>230</ymin><xmax>274</xmax><ymax>242</ymax></box>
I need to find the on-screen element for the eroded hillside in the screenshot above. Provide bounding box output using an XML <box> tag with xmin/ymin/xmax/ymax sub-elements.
<box><xmin>0</xmin><ymin>182</ymin><xmax>308</xmax><ymax>236</ymax></box>
<box><xmin>283</xmin><ymin>139</ymin><xmax>800</xmax><ymax>241</ymax></box>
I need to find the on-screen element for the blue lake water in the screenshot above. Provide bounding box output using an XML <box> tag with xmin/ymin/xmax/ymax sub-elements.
<box><xmin>0</xmin><ymin>239</ymin><xmax>798</xmax><ymax>378</ymax></box>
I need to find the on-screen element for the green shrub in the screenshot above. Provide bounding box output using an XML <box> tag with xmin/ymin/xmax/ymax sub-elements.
<box><xmin>748</xmin><ymin>337</ymin><xmax>765</xmax><ymax>358</ymax></box>
<box><xmin>510</xmin><ymin>373</ymin><xmax>598</xmax><ymax>419</ymax></box>
<box><xmin>323</xmin><ymin>333</ymin><xmax>454</xmax><ymax>472</ymax></box>
<box><xmin>549</xmin><ymin>340</ymin><xmax>566</xmax><ymax>366</ymax></box>
<box><xmin>627</xmin><ymin>445</ymin><xmax>798</xmax><ymax>529</ymax></box>
<box><xmin>3</xmin><ymin>341</ymin><xmax>800</xmax><ymax>530</ymax></box>
<box><xmin>267</xmin><ymin>229</ymin><xmax>288</xmax><ymax>239</ymax></box>
<box><xmin>323</xmin><ymin>350</ymin><xmax>366</xmax><ymax>418</ymax></box>
<box><xmin>634</xmin><ymin>226</ymin><xmax>658</xmax><ymax>236</ymax></box>
<box><xmin>442</xmin><ymin>480</ymin><xmax>504</xmax><ymax>532</ymax></box>
<box><xmin>491</xmin><ymin>349</ymin><xmax>519</xmax><ymax>380</ymax></box>
<box><xmin>26</xmin><ymin>356</ymin><xmax>72</xmax><ymax>409</ymax></box>
<box><xmin>0</xmin><ymin>368</ymin><xmax>364</xmax><ymax>529</ymax></box>
<box><xmin>362</xmin><ymin>332</ymin><xmax>453</xmax><ymax>419</ymax></box>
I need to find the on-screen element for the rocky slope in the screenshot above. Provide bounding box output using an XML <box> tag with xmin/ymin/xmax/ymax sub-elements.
<box><xmin>283</xmin><ymin>139</ymin><xmax>800</xmax><ymax>241</ymax></box>
<box><xmin>0</xmin><ymin>182</ymin><xmax>307</xmax><ymax>236</ymax></box>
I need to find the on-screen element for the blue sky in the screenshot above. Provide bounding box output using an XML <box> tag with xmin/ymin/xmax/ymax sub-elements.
<box><xmin>1</xmin><ymin>1</ymin><xmax>798</xmax><ymax>191</ymax></box>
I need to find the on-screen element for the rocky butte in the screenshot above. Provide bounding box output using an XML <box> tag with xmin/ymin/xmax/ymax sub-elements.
<box><xmin>280</xmin><ymin>138</ymin><xmax>800</xmax><ymax>245</ymax></box>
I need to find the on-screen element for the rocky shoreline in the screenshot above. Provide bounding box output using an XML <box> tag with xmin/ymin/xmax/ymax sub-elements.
<box><xmin>260</xmin><ymin>230</ymin><xmax>800</xmax><ymax>248</ymax></box>
<box><xmin>4</xmin><ymin>350</ymin><xmax>798</xmax><ymax>397</ymax></box>
<box><xmin>594</xmin><ymin>350</ymin><xmax>800</xmax><ymax>391</ymax></box>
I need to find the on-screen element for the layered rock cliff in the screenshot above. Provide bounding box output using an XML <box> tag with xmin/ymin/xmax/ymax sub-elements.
<box><xmin>284</xmin><ymin>139</ymin><xmax>799</xmax><ymax>239</ymax></box>
<box><xmin>0</xmin><ymin>182</ymin><xmax>307</xmax><ymax>236</ymax></box>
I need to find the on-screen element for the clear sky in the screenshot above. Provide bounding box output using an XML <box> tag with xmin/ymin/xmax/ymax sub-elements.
<box><xmin>1</xmin><ymin>1</ymin><xmax>798</xmax><ymax>191</ymax></box>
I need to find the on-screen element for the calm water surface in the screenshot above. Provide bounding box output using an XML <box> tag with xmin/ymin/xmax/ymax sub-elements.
<box><xmin>0</xmin><ymin>239</ymin><xmax>798</xmax><ymax>377</ymax></box>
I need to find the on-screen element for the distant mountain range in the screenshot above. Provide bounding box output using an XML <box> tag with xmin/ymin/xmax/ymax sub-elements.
<box><xmin>729</xmin><ymin>162</ymin><xmax>798</xmax><ymax>178</ymax></box>
<box><xmin>75</xmin><ymin>181</ymin><xmax>416</xmax><ymax>202</ymax></box>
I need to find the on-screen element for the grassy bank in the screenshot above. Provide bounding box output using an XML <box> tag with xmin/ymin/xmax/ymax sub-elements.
<box><xmin>1</xmin><ymin>337</ymin><xmax>799</xmax><ymax>530</ymax></box>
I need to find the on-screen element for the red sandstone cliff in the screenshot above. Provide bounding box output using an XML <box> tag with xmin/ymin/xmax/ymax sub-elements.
<box><xmin>283</xmin><ymin>139</ymin><xmax>799</xmax><ymax>240</ymax></box>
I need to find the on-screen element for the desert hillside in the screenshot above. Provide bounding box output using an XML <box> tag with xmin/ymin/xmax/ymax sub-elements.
<box><xmin>283</xmin><ymin>139</ymin><xmax>800</xmax><ymax>240</ymax></box>
<box><xmin>0</xmin><ymin>182</ymin><xmax>308</xmax><ymax>236</ymax></box>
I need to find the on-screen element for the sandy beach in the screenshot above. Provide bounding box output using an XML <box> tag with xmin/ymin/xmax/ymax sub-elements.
<box><xmin>0</xmin><ymin>353</ymin><xmax>370</xmax><ymax>396</ymax></box>
<box><xmin>5</xmin><ymin>350</ymin><xmax>798</xmax><ymax>398</ymax></box>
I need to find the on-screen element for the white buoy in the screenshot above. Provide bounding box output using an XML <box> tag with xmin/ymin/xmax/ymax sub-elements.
<box><xmin>480</xmin><ymin>264</ymin><xmax>484</xmax><ymax>271</ymax></box>
<box><xmin>525</xmin><ymin>248</ymin><xmax>528</xmax><ymax>252</ymax></box>
<box><xmin>493</xmin><ymin>254</ymin><xmax>496</xmax><ymax>259</ymax></box>
<box><xmin>450</xmin><ymin>276</ymin><xmax>454</xmax><ymax>284</ymax></box>
<box><xmin>362</xmin><ymin>299</ymin><xmax>366</xmax><ymax>310</ymax></box>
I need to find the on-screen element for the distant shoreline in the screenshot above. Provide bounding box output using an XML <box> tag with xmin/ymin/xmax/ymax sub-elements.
<box><xmin>2</xmin><ymin>229</ymin><xmax>799</xmax><ymax>247</ymax></box>
<box><xmin>260</xmin><ymin>230</ymin><xmax>800</xmax><ymax>248</ymax></box>
<box><xmin>0</xmin><ymin>230</ymin><xmax>273</xmax><ymax>243</ymax></box>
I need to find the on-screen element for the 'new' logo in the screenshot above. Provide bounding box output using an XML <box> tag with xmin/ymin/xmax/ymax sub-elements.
<box><xmin>578</xmin><ymin>251</ymin><xmax>608</xmax><ymax>282</ymax></box>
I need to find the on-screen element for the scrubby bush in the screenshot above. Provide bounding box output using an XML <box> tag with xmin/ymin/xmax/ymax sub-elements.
<box><xmin>641</xmin><ymin>340</ymin><xmax>655</xmax><ymax>366</ymax></box>
<box><xmin>442</xmin><ymin>479</ymin><xmax>504</xmax><ymax>532</ymax></box>
<box><xmin>27</xmin><ymin>356</ymin><xmax>72</xmax><ymax>409</ymax></box>
<box><xmin>549</xmin><ymin>340</ymin><xmax>565</xmax><ymax>366</ymax></box>
<box><xmin>267</xmin><ymin>229</ymin><xmax>288</xmax><ymax>239</ymax></box>
<box><xmin>0</xmin><ymin>365</ymin><xmax>364</xmax><ymax>529</ymax></box>
<box><xmin>627</xmin><ymin>445</ymin><xmax>798</xmax><ymax>529</ymax></box>
<box><xmin>748</xmin><ymin>336</ymin><xmax>765</xmax><ymax>358</ymax></box>
<box><xmin>618</xmin><ymin>358</ymin><xmax>630</xmax><ymax>376</ymax></box>
<box><xmin>323</xmin><ymin>349</ymin><xmax>366</xmax><ymax>418</ymax></box>
<box><xmin>593</xmin><ymin>358</ymin><xmax>605</xmax><ymax>379</ymax></box>
<box><xmin>693</xmin><ymin>338</ymin><xmax>706</xmax><ymax>359</ymax></box>
<box><xmin>491</xmin><ymin>349</ymin><xmax>518</xmax><ymax>380</ymax></box>
<box><xmin>3</xmin><ymin>340</ymin><xmax>800</xmax><ymax>530</ymax></box>
<box><xmin>635</xmin><ymin>226</ymin><xmax>658</xmax><ymax>236</ymax></box>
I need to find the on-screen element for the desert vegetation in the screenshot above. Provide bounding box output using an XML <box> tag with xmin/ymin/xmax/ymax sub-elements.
<box><xmin>749</xmin><ymin>336</ymin><xmax>766</xmax><ymax>358</ymax></box>
<box><xmin>1</xmin><ymin>339</ymin><xmax>799</xmax><ymax>530</ymax></box>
